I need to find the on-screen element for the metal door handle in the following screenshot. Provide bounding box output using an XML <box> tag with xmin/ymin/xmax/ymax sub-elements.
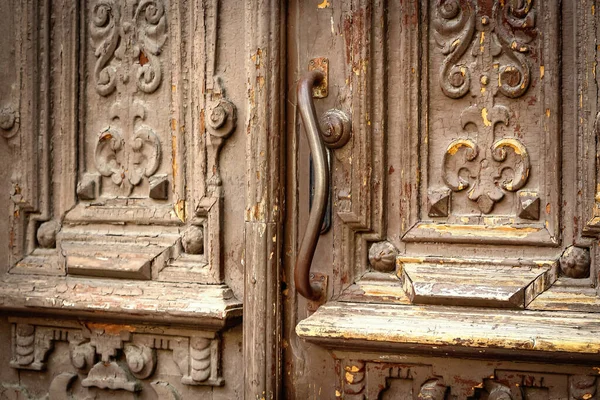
<box><xmin>295</xmin><ymin>70</ymin><xmax>351</xmax><ymax>301</ymax></box>
<box><xmin>295</xmin><ymin>70</ymin><xmax>328</xmax><ymax>301</ymax></box>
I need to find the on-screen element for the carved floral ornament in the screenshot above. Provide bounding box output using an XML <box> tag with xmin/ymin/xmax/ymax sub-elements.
<box><xmin>10</xmin><ymin>323</ymin><xmax>223</xmax><ymax>398</ymax></box>
<box><xmin>436</xmin><ymin>0</ymin><xmax>536</xmax><ymax>214</ymax></box>
<box><xmin>89</xmin><ymin>0</ymin><xmax>166</xmax><ymax>195</ymax></box>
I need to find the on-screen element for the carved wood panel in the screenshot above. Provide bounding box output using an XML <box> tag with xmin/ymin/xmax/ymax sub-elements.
<box><xmin>324</xmin><ymin>0</ymin><xmax>577</xmax><ymax>308</ymax></box>
<box><xmin>403</xmin><ymin>0</ymin><xmax>560</xmax><ymax>246</ymax></box>
<box><xmin>5</xmin><ymin>0</ymin><xmax>237</xmax><ymax>285</ymax></box>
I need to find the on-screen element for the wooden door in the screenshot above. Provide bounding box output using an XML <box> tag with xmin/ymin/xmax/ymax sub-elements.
<box><xmin>285</xmin><ymin>1</ymin><xmax>600</xmax><ymax>399</ymax></box>
<box><xmin>0</xmin><ymin>1</ymin><xmax>280</xmax><ymax>398</ymax></box>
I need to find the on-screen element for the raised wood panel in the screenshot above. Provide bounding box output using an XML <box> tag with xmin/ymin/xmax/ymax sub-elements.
<box><xmin>403</xmin><ymin>0</ymin><xmax>560</xmax><ymax>246</ymax></box>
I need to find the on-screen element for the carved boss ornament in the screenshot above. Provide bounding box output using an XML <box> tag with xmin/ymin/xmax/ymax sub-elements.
<box><xmin>436</xmin><ymin>0</ymin><xmax>535</xmax><ymax>214</ymax></box>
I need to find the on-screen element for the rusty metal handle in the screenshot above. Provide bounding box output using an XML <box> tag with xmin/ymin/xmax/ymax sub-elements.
<box><xmin>295</xmin><ymin>70</ymin><xmax>329</xmax><ymax>301</ymax></box>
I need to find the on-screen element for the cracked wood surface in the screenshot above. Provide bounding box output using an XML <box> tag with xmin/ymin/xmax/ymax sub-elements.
<box><xmin>0</xmin><ymin>274</ymin><xmax>242</xmax><ymax>329</ymax></box>
<box><xmin>296</xmin><ymin>301</ymin><xmax>600</xmax><ymax>359</ymax></box>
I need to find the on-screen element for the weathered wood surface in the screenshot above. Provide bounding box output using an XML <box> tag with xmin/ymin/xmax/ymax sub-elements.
<box><xmin>400</xmin><ymin>262</ymin><xmax>555</xmax><ymax>308</ymax></box>
<box><xmin>0</xmin><ymin>274</ymin><xmax>242</xmax><ymax>329</ymax></box>
<box><xmin>528</xmin><ymin>282</ymin><xmax>600</xmax><ymax>313</ymax></box>
<box><xmin>243</xmin><ymin>0</ymin><xmax>285</xmax><ymax>398</ymax></box>
<box><xmin>297</xmin><ymin>301</ymin><xmax>600</xmax><ymax>358</ymax></box>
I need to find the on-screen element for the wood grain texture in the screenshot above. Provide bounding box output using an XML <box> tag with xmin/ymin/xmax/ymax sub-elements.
<box><xmin>297</xmin><ymin>301</ymin><xmax>600</xmax><ymax>359</ymax></box>
<box><xmin>0</xmin><ymin>274</ymin><xmax>242</xmax><ymax>329</ymax></box>
<box><xmin>243</xmin><ymin>1</ymin><xmax>285</xmax><ymax>398</ymax></box>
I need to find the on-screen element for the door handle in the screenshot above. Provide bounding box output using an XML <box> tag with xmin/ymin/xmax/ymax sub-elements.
<box><xmin>295</xmin><ymin>70</ymin><xmax>350</xmax><ymax>301</ymax></box>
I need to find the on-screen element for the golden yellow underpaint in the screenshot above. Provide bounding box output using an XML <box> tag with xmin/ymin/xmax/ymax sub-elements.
<box><xmin>494</xmin><ymin>138</ymin><xmax>526</xmax><ymax>156</ymax></box>
<box><xmin>480</xmin><ymin>32</ymin><xmax>485</xmax><ymax>53</ymax></box>
<box><xmin>593</xmin><ymin>4</ymin><xmax>596</xmax><ymax>15</ymax></box>
<box><xmin>171</xmin><ymin>135</ymin><xmax>178</xmax><ymax>179</ymax></box>
<box><xmin>540</xmin><ymin>65</ymin><xmax>545</xmax><ymax>80</ymax></box>
<box><xmin>318</xmin><ymin>0</ymin><xmax>330</xmax><ymax>8</ymax></box>
<box><xmin>446</xmin><ymin>139</ymin><xmax>475</xmax><ymax>155</ymax></box>
<box><xmin>345</xmin><ymin>372</ymin><xmax>354</xmax><ymax>383</ymax></box>
<box><xmin>546</xmin><ymin>108</ymin><xmax>551</xmax><ymax>118</ymax></box>
<box><xmin>451</xmin><ymin>39</ymin><xmax>460</xmax><ymax>48</ymax></box>
<box><xmin>418</xmin><ymin>223</ymin><xmax>539</xmax><ymax>238</ymax></box>
<box><xmin>87</xmin><ymin>323</ymin><xmax>135</xmax><ymax>335</ymax></box>
<box><xmin>251</xmin><ymin>48</ymin><xmax>262</xmax><ymax>68</ymax></box>
<box><xmin>175</xmin><ymin>200</ymin><xmax>186</xmax><ymax>222</ymax></box>
<box><xmin>482</xmin><ymin>108</ymin><xmax>491</xmax><ymax>126</ymax></box>
<box><xmin>336</xmin><ymin>390</ymin><xmax>342</xmax><ymax>397</ymax></box>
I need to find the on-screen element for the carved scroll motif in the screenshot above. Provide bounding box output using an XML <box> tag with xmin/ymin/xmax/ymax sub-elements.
<box><xmin>436</xmin><ymin>0</ymin><xmax>536</xmax><ymax>214</ymax></box>
<box><xmin>89</xmin><ymin>0</ymin><xmax>166</xmax><ymax>196</ymax></box>
<box><xmin>10</xmin><ymin>322</ymin><xmax>225</xmax><ymax>392</ymax></box>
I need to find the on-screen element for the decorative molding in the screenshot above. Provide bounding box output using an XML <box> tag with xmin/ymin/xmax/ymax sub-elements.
<box><xmin>342</xmin><ymin>360</ymin><xmax>366</xmax><ymax>400</ymax></box>
<box><xmin>40</xmin><ymin>0</ymin><xmax>236</xmax><ymax>283</ymax></box>
<box><xmin>9</xmin><ymin>321</ymin><xmax>225</xmax><ymax>392</ymax></box>
<box><xmin>368</xmin><ymin>241</ymin><xmax>398</xmax><ymax>273</ymax></box>
<box><xmin>337</xmin><ymin>359</ymin><xmax>598</xmax><ymax>400</ymax></box>
<box><xmin>48</xmin><ymin>373</ymin><xmax>77</xmax><ymax>400</ymax></box>
<box><xmin>401</xmin><ymin>0</ymin><xmax>560</xmax><ymax>246</ymax></box>
<box><xmin>332</xmin><ymin>0</ymin><xmax>387</xmax><ymax>291</ymax></box>
<box><xmin>570</xmin><ymin>375</ymin><xmax>597</xmax><ymax>400</ymax></box>
<box><xmin>435</xmin><ymin>0</ymin><xmax>534</xmax><ymax>214</ymax></box>
<box><xmin>243</xmin><ymin>0</ymin><xmax>284</xmax><ymax>398</ymax></box>
<box><xmin>89</xmin><ymin>0</ymin><xmax>166</xmax><ymax>195</ymax></box>
<box><xmin>559</xmin><ymin>246</ymin><xmax>591</xmax><ymax>279</ymax></box>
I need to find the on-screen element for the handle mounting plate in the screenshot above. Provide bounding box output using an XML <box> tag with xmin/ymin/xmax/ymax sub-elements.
<box><xmin>308</xmin><ymin>58</ymin><xmax>329</xmax><ymax>98</ymax></box>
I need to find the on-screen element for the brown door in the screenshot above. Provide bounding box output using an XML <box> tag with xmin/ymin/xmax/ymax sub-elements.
<box><xmin>2</xmin><ymin>1</ymin><xmax>600</xmax><ymax>399</ymax></box>
<box><xmin>284</xmin><ymin>1</ymin><xmax>600</xmax><ymax>399</ymax></box>
<box><xmin>0</xmin><ymin>1</ymin><xmax>250</xmax><ymax>398</ymax></box>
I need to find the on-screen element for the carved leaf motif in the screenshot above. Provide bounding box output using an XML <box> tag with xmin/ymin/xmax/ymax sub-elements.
<box><xmin>128</xmin><ymin>127</ymin><xmax>161</xmax><ymax>186</ymax></box>
<box><xmin>433</xmin><ymin>0</ymin><xmax>476</xmax><ymax>99</ymax></box>
<box><xmin>436</xmin><ymin>0</ymin><xmax>536</xmax><ymax>215</ymax></box>
<box><xmin>94</xmin><ymin>129</ymin><xmax>126</xmax><ymax>186</ymax></box>
<box><xmin>134</xmin><ymin>0</ymin><xmax>167</xmax><ymax>93</ymax></box>
<box><xmin>90</xmin><ymin>0</ymin><xmax>120</xmax><ymax>96</ymax></box>
<box><xmin>493</xmin><ymin>0</ymin><xmax>536</xmax><ymax>99</ymax></box>
<box><xmin>442</xmin><ymin>136</ymin><xmax>529</xmax><ymax>214</ymax></box>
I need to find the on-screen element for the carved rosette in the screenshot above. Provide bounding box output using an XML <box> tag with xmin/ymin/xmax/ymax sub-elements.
<box><xmin>435</xmin><ymin>0</ymin><xmax>536</xmax><ymax>214</ymax></box>
<box><xmin>559</xmin><ymin>246</ymin><xmax>591</xmax><ymax>279</ymax></box>
<box><xmin>368</xmin><ymin>241</ymin><xmax>398</xmax><ymax>273</ymax></box>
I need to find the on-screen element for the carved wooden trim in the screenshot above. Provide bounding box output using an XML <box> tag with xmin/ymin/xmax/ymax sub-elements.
<box><xmin>400</xmin><ymin>0</ymin><xmax>560</xmax><ymax>248</ymax></box>
<box><xmin>0</xmin><ymin>274</ymin><xmax>242</xmax><ymax>328</ymax></box>
<box><xmin>243</xmin><ymin>0</ymin><xmax>285</xmax><ymax>398</ymax></box>
<box><xmin>3</xmin><ymin>0</ymin><xmax>237</xmax><ymax>284</ymax></box>
<box><xmin>297</xmin><ymin>301</ymin><xmax>600</xmax><ymax>363</ymax></box>
<box><xmin>332</xmin><ymin>0</ymin><xmax>387</xmax><ymax>295</ymax></box>
<box><xmin>5</xmin><ymin>0</ymin><xmax>72</xmax><ymax>277</ymax></box>
<box><xmin>334</xmin><ymin>358</ymin><xmax>600</xmax><ymax>400</ymax></box>
<box><xmin>9</xmin><ymin>319</ymin><xmax>225</xmax><ymax>395</ymax></box>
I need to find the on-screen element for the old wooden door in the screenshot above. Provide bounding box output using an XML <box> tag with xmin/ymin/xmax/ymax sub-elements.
<box><xmin>0</xmin><ymin>0</ymin><xmax>285</xmax><ymax>399</ymax></box>
<box><xmin>284</xmin><ymin>0</ymin><xmax>600</xmax><ymax>399</ymax></box>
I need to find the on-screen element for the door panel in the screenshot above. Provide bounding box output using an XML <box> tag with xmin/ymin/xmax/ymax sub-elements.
<box><xmin>0</xmin><ymin>0</ymin><xmax>247</xmax><ymax>398</ymax></box>
<box><xmin>286</xmin><ymin>0</ymin><xmax>600</xmax><ymax>399</ymax></box>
